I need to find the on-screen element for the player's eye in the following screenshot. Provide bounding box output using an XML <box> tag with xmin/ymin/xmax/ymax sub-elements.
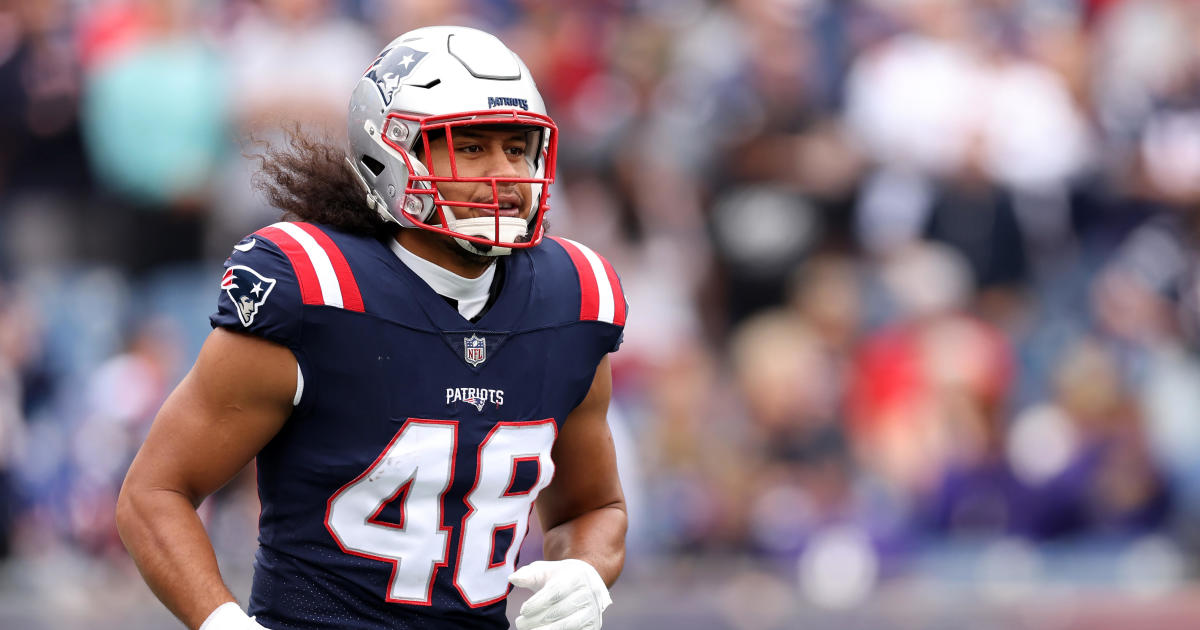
<box><xmin>456</xmin><ymin>144</ymin><xmax>484</xmax><ymax>154</ymax></box>
<box><xmin>505</xmin><ymin>146</ymin><xmax>526</xmax><ymax>157</ymax></box>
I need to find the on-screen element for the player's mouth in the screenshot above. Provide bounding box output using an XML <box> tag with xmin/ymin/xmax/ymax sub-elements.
<box><xmin>473</xmin><ymin>193</ymin><xmax>523</xmax><ymax>217</ymax></box>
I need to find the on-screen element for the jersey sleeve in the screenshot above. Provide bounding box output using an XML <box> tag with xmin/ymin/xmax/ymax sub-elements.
<box><xmin>547</xmin><ymin>237</ymin><xmax>628</xmax><ymax>353</ymax></box>
<box><xmin>210</xmin><ymin>233</ymin><xmax>303</xmax><ymax>347</ymax></box>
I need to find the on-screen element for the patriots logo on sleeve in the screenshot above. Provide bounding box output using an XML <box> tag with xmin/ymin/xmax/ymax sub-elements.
<box><xmin>221</xmin><ymin>265</ymin><xmax>277</xmax><ymax>327</ymax></box>
<box><xmin>365</xmin><ymin>46</ymin><xmax>429</xmax><ymax>106</ymax></box>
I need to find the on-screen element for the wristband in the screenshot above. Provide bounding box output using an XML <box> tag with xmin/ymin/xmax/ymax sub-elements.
<box><xmin>199</xmin><ymin>602</ymin><xmax>257</xmax><ymax>630</ymax></box>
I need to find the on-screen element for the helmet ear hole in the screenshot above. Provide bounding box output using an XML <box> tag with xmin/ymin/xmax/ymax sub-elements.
<box><xmin>361</xmin><ymin>155</ymin><xmax>385</xmax><ymax>176</ymax></box>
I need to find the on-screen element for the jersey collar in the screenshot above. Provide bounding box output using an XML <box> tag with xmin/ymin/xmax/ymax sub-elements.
<box><xmin>381</xmin><ymin>236</ymin><xmax>533</xmax><ymax>332</ymax></box>
<box><xmin>389</xmin><ymin>239</ymin><xmax>495</xmax><ymax>321</ymax></box>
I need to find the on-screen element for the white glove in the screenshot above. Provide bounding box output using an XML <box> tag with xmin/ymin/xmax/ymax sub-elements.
<box><xmin>198</xmin><ymin>602</ymin><xmax>268</xmax><ymax>630</ymax></box>
<box><xmin>508</xmin><ymin>559</ymin><xmax>612</xmax><ymax>630</ymax></box>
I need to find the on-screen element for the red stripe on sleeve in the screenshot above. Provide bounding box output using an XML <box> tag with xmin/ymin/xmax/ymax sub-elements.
<box><xmin>550</xmin><ymin>237</ymin><xmax>599</xmax><ymax>321</ymax></box>
<box><xmin>292</xmin><ymin>222</ymin><xmax>365</xmax><ymax>312</ymax></box>
<box><xmin>599</xmin><ymin>255</ymin><xmax>626</xmax><ymax>327</ymax></box>
<box><xmin>255</xmin><ymin>226</ymin><xmax>323</xmax><ymax>306</ymax></box>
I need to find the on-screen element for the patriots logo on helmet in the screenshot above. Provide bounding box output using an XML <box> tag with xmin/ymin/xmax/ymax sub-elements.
<box><xmin>365</xmin><ymin>46</ymin><xmax>429</xmax><ymax>106</ymax></box>
<box><xmin>221</xmin><ymin>265</ymin><xmax>277</xmax><ymax>327</ymax></box>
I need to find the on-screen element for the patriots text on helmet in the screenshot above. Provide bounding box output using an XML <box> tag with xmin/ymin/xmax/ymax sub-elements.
<box><xmin>487</xmin><ymin>96</ymin><xmax>529</xmax><ymax>110</ymax></box>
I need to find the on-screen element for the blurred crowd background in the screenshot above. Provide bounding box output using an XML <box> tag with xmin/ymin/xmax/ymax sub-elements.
<box><xmin>2</xmin><ymin>0</ymin><xmax>1200</xmax><ymax>628</ymax></box>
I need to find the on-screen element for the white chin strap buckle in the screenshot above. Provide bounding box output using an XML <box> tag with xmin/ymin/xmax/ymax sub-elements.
<box><xmin>451</xmin><ymin>216</ymin><xmax>528</xmax><ymax>256</ymax></box>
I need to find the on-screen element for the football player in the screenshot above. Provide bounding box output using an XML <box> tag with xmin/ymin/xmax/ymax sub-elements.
<box><xmin>117</xmin><ymin>26</ymin><xmax>627</xmax><ymax>630</ymax></box>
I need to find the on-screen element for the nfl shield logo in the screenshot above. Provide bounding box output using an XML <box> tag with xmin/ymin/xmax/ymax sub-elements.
<box><xmin>464</xmin><ymin>334</ymin><xmax>486</xmax><ymax>367</ymax></box>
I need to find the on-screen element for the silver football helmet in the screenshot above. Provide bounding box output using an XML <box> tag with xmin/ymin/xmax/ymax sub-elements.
<box><xmin>346</xmin><ymin>26</ymin><xmax>557</xmax><ymax>256</ymax></box>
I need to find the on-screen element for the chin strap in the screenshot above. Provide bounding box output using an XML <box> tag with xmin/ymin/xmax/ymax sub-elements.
<box><xmin>451</xmin><ymin>216</ymin><xmax>528</xmax><ymax>256</ymax></box>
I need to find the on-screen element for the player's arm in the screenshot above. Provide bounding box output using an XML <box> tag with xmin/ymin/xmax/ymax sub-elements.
<box><xmin>535</xmin><ymin>354</ymin><xmax>627</xmax><ymax>585</ymax></box>
<box><xmin>508</xmin><ymin>355</ymin><xmax>625</xmax><ymax>630</ymax></box>
<box><xmin>116</xmin><ymin>328</ymin><xmax>296</xmax><ymax>630</ymax></box>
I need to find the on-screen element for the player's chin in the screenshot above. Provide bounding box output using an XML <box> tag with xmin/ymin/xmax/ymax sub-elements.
<box><xmin>448</xmin><ymin>241</ymin><xmax>495</xmax><ymax>265</ymax></box>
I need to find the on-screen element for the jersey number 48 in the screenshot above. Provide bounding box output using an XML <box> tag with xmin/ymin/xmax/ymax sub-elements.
<box><xmin>325</xmin><ymin>418</ymin><xmax>556</xmax><ymax>607</ymax></box>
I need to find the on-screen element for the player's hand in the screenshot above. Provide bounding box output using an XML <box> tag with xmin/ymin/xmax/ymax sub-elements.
<box><xmin>198</xmin><ymin>602</ymin><xmax>269</xmax><ymax>630</ymax></box>
<box><xmin>508</xmin><ymin>559</ymin><xmax>611</xmax><ymax>630</ymax></box>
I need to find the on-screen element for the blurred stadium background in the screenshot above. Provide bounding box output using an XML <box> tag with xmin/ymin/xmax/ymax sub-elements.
<box><xmin>3</xmin><ymin>0</ymin><xmax>1200</xmax><ymax>627</ymax></box>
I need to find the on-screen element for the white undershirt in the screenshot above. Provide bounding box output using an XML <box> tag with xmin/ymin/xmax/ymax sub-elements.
<box><xmin>389</xmin><ymin>239</ymin><xmax>496</xmax><ymax>320</ymax></box>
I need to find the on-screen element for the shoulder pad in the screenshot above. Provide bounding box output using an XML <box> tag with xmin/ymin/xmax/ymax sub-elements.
<box><xmin>252</xmin><ymin>222</ymin><xmax>365</xmax><ymax>312</ymax></box>
<box><xmin>546</xmin><ymin>237</ymin><xmax>627</xmax><ymax>327</ymax></box>
<box><xmin>210</xmin><ymin>222</ymin><xmax>367</xmax><ymax>345</ymax></box>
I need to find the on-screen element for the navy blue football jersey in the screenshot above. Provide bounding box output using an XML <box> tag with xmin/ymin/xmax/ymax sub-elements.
<box><xmin>210</xmin><ymin>222</ymin><xmax>626</xmax><ymax>629</ymax></box>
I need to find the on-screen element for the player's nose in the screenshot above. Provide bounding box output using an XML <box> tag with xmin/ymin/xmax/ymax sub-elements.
<box><xmin>481</xmin><ymin>146</ymin><xmax>521</xmax><ymax>178</ymax></box>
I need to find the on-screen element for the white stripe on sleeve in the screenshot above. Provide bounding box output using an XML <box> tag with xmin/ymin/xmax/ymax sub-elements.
<box><xmin>562</xmin><ymin>238</ymin><xmax>615</xmax><ymax>324</ymax></box>
<box><xmin>271</xmin><ymin>222</ymin><xmax>344</xmax><ymax>308</ymax></box>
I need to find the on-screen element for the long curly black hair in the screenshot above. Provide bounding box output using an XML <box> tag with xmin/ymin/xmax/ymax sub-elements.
<box><xmin>249</xmin><ymin>125</ymin><xmax>397</xmax><ymax>240</ymax></box>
